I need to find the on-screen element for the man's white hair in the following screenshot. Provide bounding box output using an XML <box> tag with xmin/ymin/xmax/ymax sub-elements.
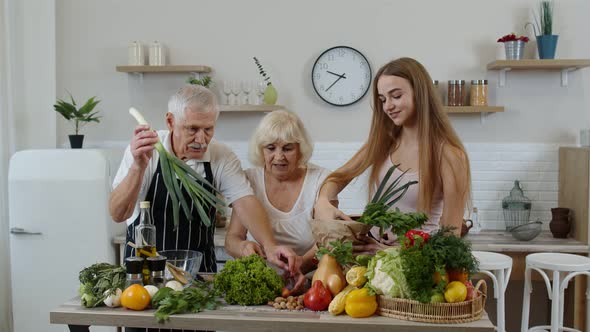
<box><xmin>168</xmin><ymin>85</ymin><xmax>219</xmax><ymax>121</ymax></box>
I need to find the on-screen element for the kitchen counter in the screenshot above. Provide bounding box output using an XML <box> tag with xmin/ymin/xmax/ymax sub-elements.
<box><xmin>466</xmin><ymin>230</ymin><xmax>589</xmax><ymax>253</ymax></box>
<box><xmin>113</xmin><ymin>228</ymin><xmax>589</xmax><ymax>259</ymax></box>
<box><xmin>50</xmin><ymin>298</ymin><xmax>495</xmax><ymax>332</ymax></box>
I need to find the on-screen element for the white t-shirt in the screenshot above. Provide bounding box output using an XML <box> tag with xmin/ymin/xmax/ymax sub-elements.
<box><xmin>245</xmin><ymin>164</ymin><xmax>330</xmax><ymax>256</ymax></box>
<box><xmin>112</xmin><ymin>130</ymin><xmax>254</xmax><ymax>225</ymax></box>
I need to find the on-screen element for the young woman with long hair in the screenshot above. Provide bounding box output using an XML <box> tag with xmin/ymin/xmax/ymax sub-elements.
<box><xmin>314</xmin><ymin>57</ymin><xmax>471</xmax><ymax>249</ymax></box>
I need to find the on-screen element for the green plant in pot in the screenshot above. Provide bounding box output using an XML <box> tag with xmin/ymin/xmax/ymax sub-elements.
<box><xmin>253</xmin><ymin>57</ymin><xmax>277</xmax><ymax>105</ymax></box>
<box><xmin>526</xmin><ymin>0</ymin><xmax>558</xmax><ymax>59</ymax></box>
<box><xmin>186</xmin><ymin>75</ymin><xmax>213</xmax><ymax>88</ymax></box>
<box><xmin>54</xmin><ymin>93</ymin><xmax>101</xmax><ymax>149</ymax></box>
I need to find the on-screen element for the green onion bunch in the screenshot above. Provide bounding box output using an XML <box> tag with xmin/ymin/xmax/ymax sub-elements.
<box><xmin>129</xmin><ymin>107</ymin><xmax>226</xmax><ymax>228</ymax></box>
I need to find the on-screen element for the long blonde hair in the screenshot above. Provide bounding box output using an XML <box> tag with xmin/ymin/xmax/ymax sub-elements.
<box><xmin>325</xmin><ymin>57</ymin><xmax>471</xmax><ymax>214</ymax></box>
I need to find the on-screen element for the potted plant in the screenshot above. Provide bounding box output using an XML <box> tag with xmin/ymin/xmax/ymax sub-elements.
<box><xmin>186</xmin><ymin>75</ymin><xmax>213</xmax><ymax>88</ymax></box>
<box><xmin>253</xmin><ymin>57</ymin><xmax>277</xmax><ymax>105</ymax></box>
<box><xmin>53</xmin><ymin>93</ymin><xmax>101</xmax><ymax>149</ymax></box>
<box><xmin>526</xmin><ymin>0</ymin><xmax>558</xmax><ymax>59</ymax></box>
<box><xmin>497</xmin><ymin>33</ymin><xmax>529</xmax><ymax>60</ymax></box>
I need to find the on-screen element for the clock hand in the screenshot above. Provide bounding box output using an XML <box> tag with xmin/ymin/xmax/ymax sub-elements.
<box><xmin>325</xmin><ymin>74</ymin><xmax>346</xmax><ymax>92</ymax></box>
<box><xmin>326</xmin><ymin>71</ymin><xmax>347</xmax><ymax>79</ymax></box>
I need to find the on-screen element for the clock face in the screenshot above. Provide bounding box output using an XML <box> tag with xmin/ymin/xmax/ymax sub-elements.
<box><xmin>311</xmin><ymin>46</ymin><xmax>372</xmax><ymax>106</ymax></box>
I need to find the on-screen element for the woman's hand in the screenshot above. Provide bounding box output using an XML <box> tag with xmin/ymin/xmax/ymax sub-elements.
<box><xmin>352</xmin><ymin>234</ymin><xmax>391</xmax><ymax>255</ymax></box>
<box><xmin>313</xmin><ymin>197</ymin><xmax>352</xmax><ymax>221</ymax></box>
<box><xmin>130</xmin><ymin>125</ymin><xmax>158</xmax><ymax>171</ymax></box>
<box><xmin>240</xmin><ymin>240</ymin><xmax>266</xmax><ymax>258</ymax></box>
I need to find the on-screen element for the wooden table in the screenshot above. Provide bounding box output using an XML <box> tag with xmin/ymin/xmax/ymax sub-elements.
<box><xmin>51</xmin><ymin>298</ymin><xmax>495</xmax><ymax>332</ymax></box>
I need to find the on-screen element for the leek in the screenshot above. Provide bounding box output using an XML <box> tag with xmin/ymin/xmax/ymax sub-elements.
<box><xmin>129</xmin><ymin>107</ymin><xmax>226</xmax><ymax>228</ymax></box>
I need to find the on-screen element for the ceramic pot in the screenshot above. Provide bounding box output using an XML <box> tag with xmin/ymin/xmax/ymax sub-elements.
<box><xmin>549</xmin><ymin>207</ymin><xmax>570</xmax><ymax>238</ymax></box>
<box><xmin>68</xmin><ymin>135</ymin><xmax>84</xmax><ymax>149</ymax></box>
<box><xmin>536</xmin><ymin>35</ymin><xmax>559</xmax><ymax>59</ymax></box>
<box><xmin>461</xmin><ymin>219</ymin><xmax>473</xmax><ymax>237</ymax></box>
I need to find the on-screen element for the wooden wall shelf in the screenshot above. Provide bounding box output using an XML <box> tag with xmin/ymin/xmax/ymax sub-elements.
<box><xmin>116</xmin><ymin>65</ymin><xmax>212</xmax><ymax>74</ymax></box>
<box><xmin>444</xmin><ymin>106</ymin><xmax>504</xmax><ymax>113</ymax></box>
<box><xmin>219</xmin><ymin>105</ymin><xmax>285</xmax><ymax>112</ymax></box>
<box><xmin>486</xmin><ymin>59</ymin><xmax>590</xmax><ymax>87</ymax></box>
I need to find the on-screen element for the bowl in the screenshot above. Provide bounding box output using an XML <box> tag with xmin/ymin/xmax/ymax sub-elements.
<box><xmin>158</xmin><ymin>250</ymin><xmax>203</xmax><ymax>282</ymax></box>
<box><xmin>509</xmin><ymin>221</ymin><xmax>542</xmax><ymax>241</ymax></box>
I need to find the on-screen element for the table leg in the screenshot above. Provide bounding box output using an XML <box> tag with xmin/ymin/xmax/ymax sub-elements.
<box><xmin>68</xmin><ymin>325</ymin><xmax>90</xmax><ymax>332</ymax></box>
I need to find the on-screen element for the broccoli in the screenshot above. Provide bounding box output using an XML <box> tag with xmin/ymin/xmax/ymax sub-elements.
<box><xmin>214</xmin><ymin>255</ymin><xmax>284</xmax><ymax>305</ymax></box>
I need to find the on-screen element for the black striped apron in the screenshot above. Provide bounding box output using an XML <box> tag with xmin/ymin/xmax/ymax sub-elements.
<box><xmin>124</xmin><ymin>161</ymin><xmax>217</xmax><ymax>272</ymax></box>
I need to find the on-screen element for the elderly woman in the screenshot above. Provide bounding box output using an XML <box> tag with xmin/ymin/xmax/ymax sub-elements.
<box><xmin>224</xmin><ymin>110</ymin><xmax>332</xmax><ymax>275</ymax></box>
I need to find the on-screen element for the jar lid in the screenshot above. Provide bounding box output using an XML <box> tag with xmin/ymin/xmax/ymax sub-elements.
<box><xmin>448</xmin><ymin>80</ymin><xmax>465</xmax><ymax>85</ymax></box>
<box><xmin>147</xmin><ymin>255</ymin><xmax>167</xmax><ymax>271</ymax></box>
<box><xmin>471</xmin><ymin>80</ymin><xmax>488</xmax><ymax>85</ymax></box>
<box><xmin>125</xmin><ymin>257</ymin><xmax>144</xmax><ymax>274</ymax></box>
<box><xmin>140</xmin><ymin>201</ymin><xmax>151</xmax><ymax>208</ymax></box>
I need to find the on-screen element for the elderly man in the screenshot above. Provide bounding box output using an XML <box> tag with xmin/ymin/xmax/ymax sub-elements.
<box><xmin>109</xmin><ymin>85</ymin><xmax>301</xmax><ymax>276</ymax></box>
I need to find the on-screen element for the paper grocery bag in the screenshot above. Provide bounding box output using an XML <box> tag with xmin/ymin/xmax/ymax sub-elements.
<box><xmin>310</xmin><ymin>218</ymin><xmax>373</xmax><ymax>248</ymax></box>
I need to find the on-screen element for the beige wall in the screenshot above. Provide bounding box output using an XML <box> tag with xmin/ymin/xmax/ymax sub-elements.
<box><xmin>53</xmin><ymin>0</ymin><xmax>590</xmax><ymax>146</ymax></box>
<box><xmin>11</xmin><ymin>0</ymin><xmax>56</xmax><ymax>150</ymax></box>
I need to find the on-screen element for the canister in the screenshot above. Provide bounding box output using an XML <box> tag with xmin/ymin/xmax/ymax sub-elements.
<box><xmin>128</xmin><ymin>41</ymin><xmax>144</xmax><ymax>66</ymax></box>
<box><xmin>149</xmin><ymin>41</ymin><xmax>166</xmax><ymax>66</ymax></box>
<box><xmin>447</xmin><ymin>80</ymin><xmax>465</xmax><ymax>106</ymax></box>
<box><xmin>470</xmin><ymin>80</ymin><xmax>488</xmax><ymax>106</ymax></box>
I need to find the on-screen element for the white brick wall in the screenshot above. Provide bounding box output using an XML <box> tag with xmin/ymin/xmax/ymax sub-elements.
<box><xmin>227</xmin><ymin>142</ymin><xmax>560</xmax><ymax>231</ymax></box>
<box><xmin>94</xmin><ymin>140</ymin><xmax>559</xmax><ymax>231</ymax></box>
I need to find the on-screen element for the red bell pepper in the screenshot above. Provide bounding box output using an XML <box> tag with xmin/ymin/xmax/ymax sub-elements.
<box><xmin>405</xmin><ymin>230</ymin><xmax>430</xmax><ymax>247</ymax></box>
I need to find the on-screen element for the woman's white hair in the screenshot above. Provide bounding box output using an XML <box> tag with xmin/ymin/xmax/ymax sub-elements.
<box><xmin>249</xmin><ymin>110</ymin><xmax>313</xmax><ymax>167</ymax></box>
<box><xmin>167</xmin><ymin>85</ymin><xmax>219</xmax><ymax>121</ymax></box>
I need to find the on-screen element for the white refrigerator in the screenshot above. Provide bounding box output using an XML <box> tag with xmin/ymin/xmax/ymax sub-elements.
<box><xmin>9</xmin><ymin>149</ymin><xmax>123</xmax><ymax>332</ymax></box>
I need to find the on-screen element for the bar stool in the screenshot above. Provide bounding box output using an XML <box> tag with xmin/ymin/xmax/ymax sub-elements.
<box><xmin>472</xmin><ymin>251</ymin><xmax>513</xmax><ymax>332</ymax></box>
<box><xmin>521</xmin><ymin>253</ymin><xmax>590</xmax><ymax>332</ymax></box>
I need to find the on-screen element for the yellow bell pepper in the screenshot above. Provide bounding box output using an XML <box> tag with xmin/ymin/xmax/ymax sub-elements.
<box><xmin>344</xmin><ymin>288</ymin><xmax>377</xmax><ymax>318</ymax></box>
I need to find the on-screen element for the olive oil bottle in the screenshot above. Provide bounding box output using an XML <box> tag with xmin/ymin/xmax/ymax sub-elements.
<box><xmin>135</xmin><ymin>201</ymin><xmax>156</xmax><ymax>284</ymax></box>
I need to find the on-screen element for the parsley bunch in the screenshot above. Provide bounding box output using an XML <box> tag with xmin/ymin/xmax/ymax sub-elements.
<box><xmin>399</xmin><ymin>227</ymin><xmax>479</xmax><ymax>303</ymax></box>
<box><xmin>316</xmin><ymin>240</ymin><xmax>354</xmax><ymax>266</ymax></box>
<box><xmin>153</xmin><ymin>281</ymin><xmax>220</xmax><ymax>322</ymax></box>
<box><xmin>357</xmin><ymin>164</ymin><xmax>427</xmax><ymax>238</ymax></box>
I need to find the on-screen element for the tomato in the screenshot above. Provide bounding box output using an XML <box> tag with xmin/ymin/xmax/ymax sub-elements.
<box><xmin>121</xmin><ymin>284</ymin><xmax>151</xmax><ymax>311</ymax></box>
<box><xmin>304</xmin><ymin>280</ymin><xmax>332</xmax><ymax>311</ymax></box>
<box><xmin>446</xmin><ymin>269</ymin><xmax>468</xmax><ymax>283</ymax></box>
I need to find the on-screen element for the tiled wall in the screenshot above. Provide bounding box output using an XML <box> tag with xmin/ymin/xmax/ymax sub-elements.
<box><xmin>226</xmin><ymin>142</ymin><xmax>560</xmax><ymax>231</ymax></box>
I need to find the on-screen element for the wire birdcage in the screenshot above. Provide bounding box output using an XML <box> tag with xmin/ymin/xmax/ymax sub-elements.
<box><xmin>502</xmin><ymin>180</ymin><xmax>531</xmax><ymax>230</ymax></box>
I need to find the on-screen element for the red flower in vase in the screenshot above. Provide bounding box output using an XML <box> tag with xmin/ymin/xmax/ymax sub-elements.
<box><xmin>497</xmin><ymin>33</ymin><xmax>529</xmax><ymax>43</ymax></box>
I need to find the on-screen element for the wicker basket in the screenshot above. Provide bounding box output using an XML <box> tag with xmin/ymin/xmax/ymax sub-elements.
<box><xmin>376</xmin><ymin>280</ymin><xmax>487</xmax><ymax>324</ymax></box>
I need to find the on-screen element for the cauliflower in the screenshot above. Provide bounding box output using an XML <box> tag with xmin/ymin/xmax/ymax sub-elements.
<box><xmin>366</xmin><ymin>248</ymin><xmax>410</xmax><ymax>299</ymax></box>
<box><xmin>368</xmin><ymin>260</ymin><xmax>396</xmax><ymax>295</ymax></box>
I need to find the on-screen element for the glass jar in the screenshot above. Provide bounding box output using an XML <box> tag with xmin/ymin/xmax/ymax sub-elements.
<box><xmin>501</xmin><ymin>180</ymin><xmax>532</xmax><ymax>230</ymax></box>
<box><xmin>125</xmin><ymin>256</ymin><xmax>144</xmax><ymax>287</ymax></box>
<box><xmin>432</xmin><ymin>80</ymin><xmax>443</xmax><ymax>103</ymax></box>
<box><xmin>470</xmin><ymin>80</ymin><xmax>488</xmax><ymax>106</ymax></box>
<box><xmin>147</xmin><ymin>256</ymin><xmax>167</xmax><ymax>288</ymax></box>
<box><xmin>447</xmin><ymin>80</ymin><xmax>465</xmax><ymax>106</ymax></box>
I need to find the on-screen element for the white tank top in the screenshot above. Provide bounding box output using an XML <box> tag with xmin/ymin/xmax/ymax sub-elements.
<box><xmin>370</xmin><ymin>157</ymin><xmax>444</xmax><ymax>244</ymax></box>
<box><xmin>245</xmin><ymin>164</ymin><xmax>331</xmax><ymax>256</ymax></box>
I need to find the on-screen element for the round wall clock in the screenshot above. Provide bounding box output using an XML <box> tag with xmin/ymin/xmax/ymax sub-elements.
<box><xmin>311</xmin><ymin>46</ymin><xmax>372</xmax><ymax>107</ymax></box>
